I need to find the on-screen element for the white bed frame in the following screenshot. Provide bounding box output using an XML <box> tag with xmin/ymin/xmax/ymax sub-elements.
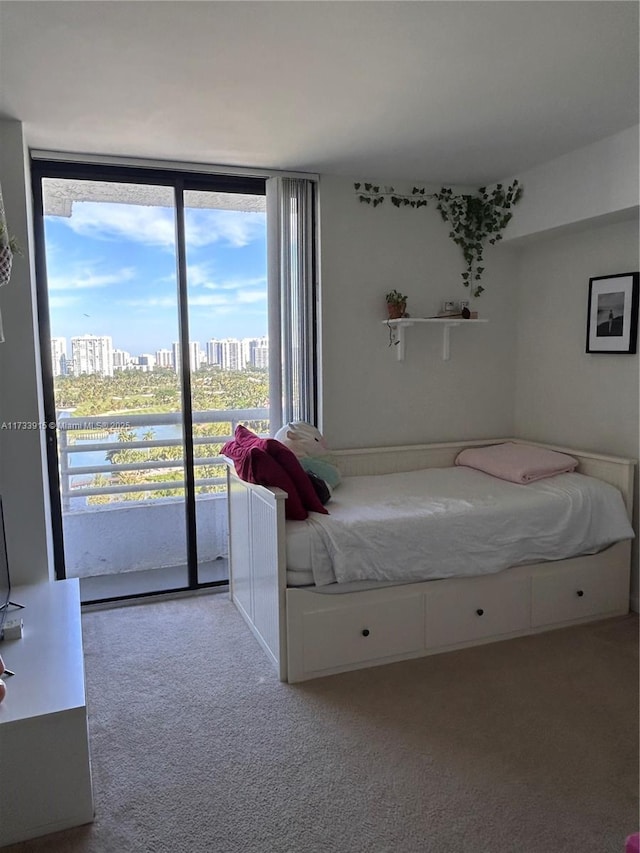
<box><xmin>225</xmin><ymin>438</ymin><xmax>635</xmax><ymax>683</ymax></box>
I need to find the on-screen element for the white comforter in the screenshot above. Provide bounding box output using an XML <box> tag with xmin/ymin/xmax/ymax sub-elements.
<box><xmin>303</xmin><ymin>467</ymin><xmax>634</xmax><ymax>586</ymax></box>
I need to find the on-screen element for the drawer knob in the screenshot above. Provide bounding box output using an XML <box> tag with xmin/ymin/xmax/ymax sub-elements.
<box><xmin>576</xmin><ymin>589</ymin><xmax>584</xmax><ymax>597</ymax></box>
<box><xmin>361</xmin><ymin>629</ymin><xmax>370</xmax><ymax>637</ymax></box>
<box><xmin>476</xmin><ymin>608</ymin><xmax>484</xmax><ymax>616</ymax></box>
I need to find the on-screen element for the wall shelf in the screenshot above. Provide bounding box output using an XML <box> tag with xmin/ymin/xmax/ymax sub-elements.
<box><xmin>383</xmin><ymin>317</ymin><xmax>489</xmax><ymax>361</ymax></box>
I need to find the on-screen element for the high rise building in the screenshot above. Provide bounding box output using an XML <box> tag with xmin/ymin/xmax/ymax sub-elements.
<box><xmin>172</xmin><ymin>341</ymin><xmax>201</xmax><ymax>373</ymax></box>
<box><xmin>71</xmin><ymin>335</ymin><xmax>114</xmax><ymax>377</ymax></box>
<box><xmin>220</xmin><ymin>338</ymin><xmax>244</xmax><ymax>370</ymax></box>
<box><xmin>206</xmin><ymin>339</ymin><xmax>223</xmax><ymax>367</ymax></box>
<box><xmin>112</xmin><ymin>349</ymin><xmax>131</xmax><ymax>371</ymax></box>
<box><xmin>246</xmin><ymin>336</ymin><xmax>269</xmax><ymax>369</ymax></box>
<box><xmin>155</xmin><ymin>348</ymin><xmax>173</xmax><ymax>369</ymax></box>
<box><xmin>50</xmin><ymin>337</ymin><xmax>67</xmax><ymax>376</ymax></box>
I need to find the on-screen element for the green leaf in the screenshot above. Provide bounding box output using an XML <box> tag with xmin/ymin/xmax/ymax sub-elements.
<box><xmin>354</xmin><ymin>183</ymin><xmax>361</xmax><ymax>190</ymax></box>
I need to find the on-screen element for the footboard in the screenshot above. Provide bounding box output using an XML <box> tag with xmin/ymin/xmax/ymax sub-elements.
<box><xmin>226</xmin><ymin>464</ymin><xmax>288</xmax><ymax>680</ymax></box>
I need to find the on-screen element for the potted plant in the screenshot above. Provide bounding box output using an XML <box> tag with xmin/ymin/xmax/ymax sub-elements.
<box><xmin>386</xmin><ymin>289</ymin><xmax>408</xmax><ymax>319</ymax></box>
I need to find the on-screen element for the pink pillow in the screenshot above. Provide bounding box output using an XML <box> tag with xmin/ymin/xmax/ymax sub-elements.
<box><xmin>455</xmin><ymin>442</ymin><xmax>578</xmax><ymax>484</ymax></box>
<box><xmin>222</xmin><ymin>441</ymin><xmax>308</xmax><ymax>520</ymax></box>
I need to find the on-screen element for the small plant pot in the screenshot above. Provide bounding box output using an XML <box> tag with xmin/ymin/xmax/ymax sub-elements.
<box><xmin>387</xmin><ymin>302</ymin><xmax>406</xmax><ymax>320</ymax></box>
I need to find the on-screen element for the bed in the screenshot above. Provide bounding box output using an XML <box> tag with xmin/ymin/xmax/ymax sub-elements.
<box><xmin>225</xmin><ymin>438</ymin><xmax>636</xmax><ymax>683</ymax></box>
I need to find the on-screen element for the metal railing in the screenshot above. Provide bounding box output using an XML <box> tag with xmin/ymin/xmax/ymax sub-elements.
<box><xmin>58</xmin><ymin>408</ymin><xmax>269</xmax><ymax>511</ymax></box>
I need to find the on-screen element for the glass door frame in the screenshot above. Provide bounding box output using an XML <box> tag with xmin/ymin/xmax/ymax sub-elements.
<box><xmin>31</xmin><ymin>158</ymin><xmax>266</xmax><ymax>602</ymax></box>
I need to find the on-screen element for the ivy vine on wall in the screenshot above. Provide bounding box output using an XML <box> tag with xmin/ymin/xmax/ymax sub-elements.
<box><xmin>354</xmin><ymin>180</ymin><xmax>523</xmax><ymax>297</ymax></box>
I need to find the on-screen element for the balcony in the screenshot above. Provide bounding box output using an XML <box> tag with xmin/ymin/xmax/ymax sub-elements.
<box><xmin>57</xmin><ymin>408</ymin><xmax>269</xmax><ymax>593</ymax></box>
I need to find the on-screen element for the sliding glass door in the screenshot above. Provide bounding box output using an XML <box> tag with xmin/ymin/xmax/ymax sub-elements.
<box><xmin>32</xmin><ymin>162</ymin><xmax>267</xmax><ymax>603</ymax></box>
<box><xmin>182</xmin><ymin>188</ymin><xmax>268</xmax><ymax>584</ymax></box>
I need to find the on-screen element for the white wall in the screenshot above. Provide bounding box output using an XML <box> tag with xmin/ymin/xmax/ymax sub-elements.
<box><xmin>318</xmin><ymin>175</ymin><xmax>520</xmax><ymax>449</ymax></box>
<box><xmin>514</xmin><ymin>219</ymin><xmax>639</xmax><ymax>454</ymax></box>
<box><xmin>514</xmin><ymin>217</ymin><xmax>639</xmax><ymax>607</ymax></box>
<box><xmin>0</xmin><ymin>119</ymin><xmax>53</xmax><ymax>586</ymax></box>
<box><xmin>504</xmin><ymin>125</ymin><xmax>639</xmax><ymax>241</ymax></box>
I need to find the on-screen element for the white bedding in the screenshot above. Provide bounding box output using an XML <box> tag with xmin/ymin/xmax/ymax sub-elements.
<box><xmin>285</xmin><ymin>467</ymin><xmax>634</xmax><ymax>587</ymax></box>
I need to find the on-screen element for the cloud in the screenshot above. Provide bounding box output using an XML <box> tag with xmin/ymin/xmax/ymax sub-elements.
<box><xmin>120</xmin><ymin>273</ymin><xmax>266</xmax><ymax>310</ymax></box>
<box><xmin>122</xmin><ymin>296</ymin><xmax>180</xmax><ymax>309</ymax></box>
<box><xmin>183</xmin><ymin>294</ymin><xmax>234</xmax><ymax>307</ymax></box>
<box><xmin>186</xmin><ymin>260</ymin><xmax>266</xmax><ymax>292</ymax></box>
<box><xmin>203</xmin><ymin>275</ymin><xmax>267</xmax><ymax>292</ymax></box>
<box><xmin>61</xmin><ymin>203</ymin><xmax>265</xmax><ymax>251</ymax></box>
<box><xmin>185</xmin><ymin>263</ymin><xmax>211</xmax><ymax>288</ymax></box>
<box><xmin>237</xmin><ymin>290</ymin><xmax>267</xmax><ymax>304</ymax></box>
<box><xmin>48</xmin><ymin>295</ymin><xmax>81</xmax><ymax>308</ymax></box>
<box><xmin>186</xmin><ymin>209</ymin><xmax>265</xmax><ymax>249</ymax></box>
<box><xmin>63</xmin><ymin>203</ymin><xmax>176</xmax><ymax>248</ymax></box>
<box><xmin>122</xmin><ymin>293</ymin><xmax>233</xmax><ymax>309</ymax></box>
<box><xmin>48</xmin><ymin>267</ymin><xmax>136</xmax><ymax>291</ymax></box>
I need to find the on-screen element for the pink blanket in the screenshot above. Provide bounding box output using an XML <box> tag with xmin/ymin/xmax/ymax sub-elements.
<box><xmin>455</xmin><ymin>442</ymin><xmax>578</xmax><ymax>485</ymax></box>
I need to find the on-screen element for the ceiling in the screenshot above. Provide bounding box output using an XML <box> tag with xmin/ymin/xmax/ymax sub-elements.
<box><xmin>0</xmin><ymin>1</ymin><xmax>637</xmax><ymax>185</ymax></box>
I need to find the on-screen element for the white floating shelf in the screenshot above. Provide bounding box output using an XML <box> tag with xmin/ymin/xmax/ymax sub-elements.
<box><xmin>383</xmin><ymin>317</ymin><xmax>489</xmax><ymax>361</ymax></box>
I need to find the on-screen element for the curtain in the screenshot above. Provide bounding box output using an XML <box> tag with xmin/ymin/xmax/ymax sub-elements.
<box><xmin>266</xmin><ymin>177</ymin><xmax>318</xmax><ymax>432</ymax></box>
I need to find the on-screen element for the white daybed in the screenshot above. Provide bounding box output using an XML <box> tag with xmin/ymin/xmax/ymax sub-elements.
<box><xmin>225</xmin><ymin>438</ymin><xmax>635</xmax><ymax>683</ymax></box>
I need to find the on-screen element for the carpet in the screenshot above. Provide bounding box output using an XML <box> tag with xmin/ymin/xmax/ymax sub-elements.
<box><xmin>5</xmin><ymin>594</ymin><xmax>638</xmax><ymax>853</ymax></box>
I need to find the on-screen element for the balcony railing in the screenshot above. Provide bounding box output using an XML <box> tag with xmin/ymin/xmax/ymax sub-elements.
<box><xmin>58</xmin><ymin>407</ymin><xmax>269</xmax><ymax>511</ymax></box>
<box><xmin>57</xmin><ymin>408</ymin><xmax>269</xmax><ymax>578</ymax></box>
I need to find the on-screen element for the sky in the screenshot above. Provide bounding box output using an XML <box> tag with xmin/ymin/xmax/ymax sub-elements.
<box><xmin>44</xmin><ymin>197</ymin><xmax>267</xmax><ymax>356</ymax></box>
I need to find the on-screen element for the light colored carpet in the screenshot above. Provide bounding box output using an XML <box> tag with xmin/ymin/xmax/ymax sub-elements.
<box><xmin>5</xmin><ymin>594</ymin><xmax>638</xmax><ymax>853</ymax></box>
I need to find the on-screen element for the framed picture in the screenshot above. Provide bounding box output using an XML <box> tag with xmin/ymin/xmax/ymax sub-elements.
<box><xmin>586</xmin><ymin>272</ymin><xmax>639</xmax><ymax>354</ymax></box>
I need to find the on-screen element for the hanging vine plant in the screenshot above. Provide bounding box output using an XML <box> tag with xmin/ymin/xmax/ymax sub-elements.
<box><xmin>354</xmin><ymin>179</ymin><xmax>523</xmax><ymax>297</ymax></box>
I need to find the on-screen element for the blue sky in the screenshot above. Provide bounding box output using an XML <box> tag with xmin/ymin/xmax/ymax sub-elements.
<box><xmin>44</xmin><ymin>200</ymin><xmax>267</xmax><ymax>356</ymax></box>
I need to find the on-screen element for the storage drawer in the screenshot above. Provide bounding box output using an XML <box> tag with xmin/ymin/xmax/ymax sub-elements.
<box><xmin>301</xmin><ymin>593</ymin><xmax>425</xmax><ymax>673</ymax></box>
<box><xmin>531</xmin><ymin>559</ymin><xmax>629</xmax><ymax>627</ymax></box>
<box><xmin>426</xmin><ymin>573</ymin><xmax>530</xmax><ymax>649</ymax></box>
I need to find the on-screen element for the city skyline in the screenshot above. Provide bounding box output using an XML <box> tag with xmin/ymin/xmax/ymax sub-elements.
<box><xmin>51</xmin><ymin>333</ymin><xmax>269</xmax><ymax>377</ymax></box>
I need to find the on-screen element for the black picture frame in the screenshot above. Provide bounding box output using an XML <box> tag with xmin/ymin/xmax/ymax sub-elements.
<box><xmin>586</xmin><ymin>272</ymin><xmax>639</xmax><ymax>354</ymax></box>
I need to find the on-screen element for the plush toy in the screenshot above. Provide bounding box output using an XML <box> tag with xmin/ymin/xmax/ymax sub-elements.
<box><xmin>274</xmin><ymin>422</ymin><xmax>341</xmax><ymax>495</ymax></box>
